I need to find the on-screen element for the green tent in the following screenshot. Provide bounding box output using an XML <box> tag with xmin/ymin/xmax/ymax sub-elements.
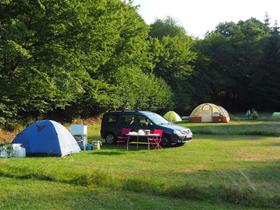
<box><xmin>272</xmin><ymin>112</ymin><xmax>280</xmax><ymax>120</ymax></box>
<box><xmin>163</xmin><ymin>111</ymin><xmax>182</xmax><ymax>122</ymax></box>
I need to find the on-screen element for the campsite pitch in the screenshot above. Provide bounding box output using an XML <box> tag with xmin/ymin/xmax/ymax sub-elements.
<box><xmin>1</xmin><ymin>122</ymin><xmax>280</xmax><ymax>209</ymax></box>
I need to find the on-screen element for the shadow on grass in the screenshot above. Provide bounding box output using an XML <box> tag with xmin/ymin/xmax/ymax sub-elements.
<box><xmin>99</xmin><ymin>143</ymin><xmax>165</xmax><ymax>151</ymax></box>
<box><xmin>92</xmin><ymin>151</ymin><xmax>125</xmax><ymax>156</ymax></box>
<box><xmin>259</xmin><ymin>142</ymin><xmax>280</xmax><ymax>147</ymax></box>
<box><xmin>89</xmin><ymin>144</ymin><xmax>160</xmax><ymax>154</ymax></box>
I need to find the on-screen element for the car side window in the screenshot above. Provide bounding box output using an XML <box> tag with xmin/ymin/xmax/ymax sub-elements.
<box><xmin>107</xmin><ymin>114</ymin><xmax>117</xmax><ymax>124</ymax></box>
<box><xmin>137</xmin><ymin>115</ymin><xmax>153</xmax><ymax>127</ymax></box>
<box><xmin>119</xmin><ymin>115</ymin><xmax>134</xmax><ymax>126</ymax></box>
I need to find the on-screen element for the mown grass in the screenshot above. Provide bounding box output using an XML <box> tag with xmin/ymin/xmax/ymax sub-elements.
<box><xmin>179</xmin><ymin>121</ymin><xmax>280</xmax><ymax>136</ymax></box>
<box><xmin>230</xmin><ymin>113</ymin><xmax>276</xmax><ymax>121</ymax></box>
<box><xmin>0</xmin><ymin>177</ymin><xmax>253</xmax><ymax>210</ymax></box>
<box><xmin>1</xmin><ymin>131</ymin><xmax>280</xmax><ymax>209</ymax></box>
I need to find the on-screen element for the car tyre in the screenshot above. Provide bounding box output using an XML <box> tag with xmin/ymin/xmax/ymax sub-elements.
<box><xmin>105</xmin><ymin>133</ymin><xmax>115</xmax><ymax>144</ymax></box>
<box><xmin>161</xmin><ymin>134</ymin><xmax>171</xmax><ymax>147</ymax></box>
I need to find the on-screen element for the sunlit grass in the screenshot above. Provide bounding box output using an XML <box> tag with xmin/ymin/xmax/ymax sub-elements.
<box><xmin>179</xmin><ymin>121</ymin><xmax>280</xmax><ymax>136</ymax></box>
<box><xmin>1</xmin><ymin>132</ymin><xmax>280</xmax><ymax>208</ymax></box>
<box><xmin>0</xmin><ymin>177</ymin><xmax>253</xmax><ymax>210</ymax></box>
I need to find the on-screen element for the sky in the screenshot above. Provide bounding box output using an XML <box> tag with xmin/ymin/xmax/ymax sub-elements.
<box><xmin>132</xmin><ymin>0</ymin><xmax>280</xmax><ymax>38</ymax></box>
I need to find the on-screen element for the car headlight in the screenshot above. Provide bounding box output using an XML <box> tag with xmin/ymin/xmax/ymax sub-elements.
<box><xmin>173</xmin><ymin>130</ymin><xmax>183</xmax><ymax>136</ymax></box>
<box><xmin>174</xmin><ymin>129</ymin><xmax>192</xmax><ymax>137</ymax></box>
<box><xmin>186</xmin><ymin>129</ymin><xmax>192</xmax><ymax>135</ymax></box>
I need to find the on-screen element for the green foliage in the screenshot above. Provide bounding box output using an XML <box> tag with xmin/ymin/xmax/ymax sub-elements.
<box><xmin>149</xmin><ymin>17</ymin><xmax>196</xmax><ymax>113</ymax></box>
<box><xmin>191</xmin><ymin>18</ymin><xmax>272</xmax><ymax>112</ymax></box>
<box><xmin>107</xmin><ymin>67</ymin><xmax>173</xmax><ymax>111</ymax></box>
<box><xmin>150</xmin><ymin>17</ymin><xmax>187</xmax><ymax>40</ymax></box>
<box><xmin>149</xmin><ymin>18</ymin><xmax>196</xmax><ymax>84</ymax></box>
<box><xmin>250</xmin><ymin>25</ymin><xmax>280</xmax><ymax>111</ymax></box>
<box><xmin>1</xmin><ymin>0</ymin><xmax>279</xmax><ymax>127</ymax></box>
<box><xmin>154</xmin><ymin>35</ymin><xmax>195</xmax><ymax>83</ymax></box>
<box><xmin>0</xmin><ymin>0</ymin><xmax>174</xmax><ymax>126</ymax></box>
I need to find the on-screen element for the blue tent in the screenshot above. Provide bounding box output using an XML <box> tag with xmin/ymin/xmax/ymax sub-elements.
<box><xmin>13</xmin><ymin>120</ymin><xmax>80</xmax><ymax>157</ymax></box>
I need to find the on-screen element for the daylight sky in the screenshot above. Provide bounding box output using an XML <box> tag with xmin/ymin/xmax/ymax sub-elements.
<box><xmin>132</xmin><ymin>0</ymin><xmax>280</xmax><ymax>38</ymax></box>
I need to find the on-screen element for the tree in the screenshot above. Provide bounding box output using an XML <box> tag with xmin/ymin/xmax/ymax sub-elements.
<box><xmin>193</xmin><ymin>18</ymin><xmax>271</xmax><ymax>112</ymax></box>
<box><xmin>149</xmin><ymin>17</ymin><xmax>196</xmax><ymax>113</ymax></box>
<box><xmin>150</xmin><ymin>17</ymin><xmax>186</xmax><ymax>40</ymax></box>
<box><xmin>107</xmin><ymin>67</ymin><xmax>173</xmax><ymax>111</ymax></box>
<box><xmin>0</xmin><ymin>0</ymin><xmax>174</xmax><ymax>127</ymax></box>
<box><xmin>250</xmin><ymin>23</ymin><xmax>280</xmax><ymax>111</ymax></box>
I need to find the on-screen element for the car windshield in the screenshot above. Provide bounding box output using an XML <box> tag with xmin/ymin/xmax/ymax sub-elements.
<box><xmin>143</xmin><ymin>112</ymin><xmax>169</xmax><ymax>125</ymax></box>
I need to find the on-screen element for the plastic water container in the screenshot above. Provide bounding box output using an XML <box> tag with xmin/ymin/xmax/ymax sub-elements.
<box><xmin>70</xmin><ymin>124</ymin><xmax>88</xmax><ymax>150</ymax></box>
<box><xmin>86</xmin><ymin>144</ymin><xmax>93</xmax><ymax>150</ymax></box>
<box><xmin>70</xmin><ymin>124</ymin><xmax>87</xmax><ymax>136</ymax></box>
<box><xmin>0</xmin><ymin>150</ymin><xmax>8</xmax><ymax>158</ymax></box>
<box><xmin>14</xmin><ymin>147</ymin><xmax>26</xmax><ymax>158</ymax></box>
<box><xmin>92</xmin><ymin>141</ymin><xmax>101</xmax><ymax>150</ymax></box>
<box><xmin>12</xmin><ymin>144</ymin><xmax>26</xmax><ymax>158</ymax></box>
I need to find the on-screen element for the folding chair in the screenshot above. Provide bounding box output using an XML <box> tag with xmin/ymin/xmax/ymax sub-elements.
<box><xmin>148</xmin><ymin>129</ymin><xmax>163</xmax><ymax>149</ymax></box>
<box><xmin>116</xmin><ymin>128</ymin><xmax>132</xmax><ymax>144</ymax></box>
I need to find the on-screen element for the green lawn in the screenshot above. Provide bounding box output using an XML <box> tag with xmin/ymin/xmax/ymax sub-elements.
<box><xmin>179</xmin><ymin>121</ymin><xmax>280</xmax><ymax>136</ymax></box>
<box><xmin>1</xmin><ymin>120</ymin><xmax>280</xmax><ymax>209</ymax></box>
<box><xmin>0</xmin><ymin>177</ymin><xmax>251</xmax><ymax>210</ymax></box>
<box><xmin>0</xmin><ymin>123</ymin><xmax>280</xmax><ymax>209</ymax></box>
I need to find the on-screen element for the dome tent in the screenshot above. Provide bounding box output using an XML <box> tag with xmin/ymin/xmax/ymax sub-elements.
<box><xmin>13</xmin><ymin>120</ymin><xmax>80</xmax><ymax>157</ymax></box>
<box><xmin>163</xmin><ymin>111</ymin><xmax>182</xmax><ymax>122</ymax></box>
<box><xmin>189</xmin><ymin>103</ymin><xmax>230</xmax><ymax>123</ymax></box>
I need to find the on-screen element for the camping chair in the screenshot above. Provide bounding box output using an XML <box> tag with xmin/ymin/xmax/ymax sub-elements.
<box><xmin>116</xmin><ymin>128</ymin><xmax>132</xmax><ymax>144</ymax></box>
<box><xmin>148</xmin><ymin>129</ymin><xmax>163</xmax><ymax>149</ymax></box>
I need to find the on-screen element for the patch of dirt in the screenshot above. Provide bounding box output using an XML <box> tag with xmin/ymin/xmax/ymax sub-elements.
<box><xmin>0</xmin><ymin>128</ymin><xmax>20</xmax><ymax>144</ymax></box>
<box><xmin>0</xmin><ymin>116</ymin><xmax>101</xmax><ymax>144</ymax></box>
<box><xmin>72</xmin><ymin>117</ymin><xmax>101</xmax><ymax>125</ymax></box>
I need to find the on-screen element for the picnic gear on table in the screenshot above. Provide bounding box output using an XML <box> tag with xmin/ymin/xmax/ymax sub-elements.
<box><xmin>126</xmin><ymin>130</ymin><xmax>162</xmax><ymax>150</ymax></box>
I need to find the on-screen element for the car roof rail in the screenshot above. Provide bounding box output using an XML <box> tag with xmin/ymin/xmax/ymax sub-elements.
<box><xmin>108</xmin><ymin>109</ymin><xmax>140</xmax><ymax>113</ymax></box>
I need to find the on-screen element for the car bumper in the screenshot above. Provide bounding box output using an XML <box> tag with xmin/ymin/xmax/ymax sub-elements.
<box><xmin>172</xmin><ymin>135</ymin><xmax>192</xmax><ymax>144</ymax></box>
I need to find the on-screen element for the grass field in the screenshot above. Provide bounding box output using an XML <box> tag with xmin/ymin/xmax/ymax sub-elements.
<box><xmin>179</xmin><ymin>121</ymin><xmax>280</xmax><ymax>136</ymax></box>
<box><xmin>1</xmin><ymin>120</ymin><xmax>280</xmax><ymax>209</ymax></box>
<box><xmin>1</xmin><ymin>177</ymin><xmax>253</xmax><ymax>210</ymax></box>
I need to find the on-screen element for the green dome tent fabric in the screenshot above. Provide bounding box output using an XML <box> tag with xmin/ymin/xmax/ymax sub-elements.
<box><xmin>272</xmin><ymin>112</ymin><xmax>280</xmax><ymax>120</ymax></box>
<box><xmin>163</xmin><ymin>111</ymin><xmax>182</xmax><ymax>122</ymax></box>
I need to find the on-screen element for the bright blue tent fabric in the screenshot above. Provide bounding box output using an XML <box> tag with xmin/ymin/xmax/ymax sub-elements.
<box><xmin>13</xmin><ymin>120</ymin><xmax>80</xmax><ymax>157</ymax></box>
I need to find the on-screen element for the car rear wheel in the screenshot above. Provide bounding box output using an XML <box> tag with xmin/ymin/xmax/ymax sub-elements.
<box><xmin>105</xmin><ymin>133</ymin><xmax>115</xmax><ymax>144</ymax></box>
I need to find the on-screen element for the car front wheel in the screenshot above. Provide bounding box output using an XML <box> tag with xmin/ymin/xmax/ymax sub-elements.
<box><xmin>161</xmin><ymin>134</ymin><xmax>171</xmax><ymax>147</ymax></box>
<box><xmin>105</xmin><ymin>133</ymin><xmax>115</xmax><ymax>144</ymax></box>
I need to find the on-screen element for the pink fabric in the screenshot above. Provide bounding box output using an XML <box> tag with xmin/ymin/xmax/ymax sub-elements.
<box><xmin>149</xmin><ymin>129</ymin><xmax>163</xmax><ymax>149</ymax></box>
<box><xmin>117</xmin><ymin>128</ymin><xmax>132</xmax><ymax>143</ymax></box>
